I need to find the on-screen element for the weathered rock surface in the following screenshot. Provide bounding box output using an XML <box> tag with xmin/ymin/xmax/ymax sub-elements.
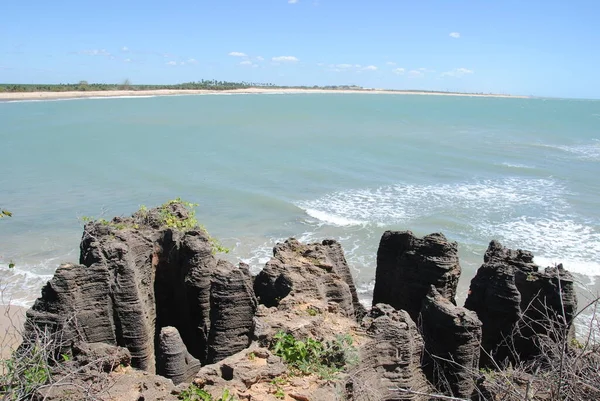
<box><xmin>347</xmin><ymin>304</ymin><xmax>433</xmax><ymax>401</ymax></box>
<box><xmin>24</xmin><ymin>202</ymin><xmax>256</xmax><ymax>378</ymax></box>
<box><xmin>194</xmin><ymin>347</ymin><xmax>288</xmax><ymax>399</ymax></box>
<box><xmin>254</xmin><ymin>238</ymin><xmax>365</xmax><ymax>320</ymax></box>
<box><xmin>157</xmin><ymin>326</ymin><xmax>201</xmax><ymax>385</ymax></box>
<box><xmin>38</xmin><ymin>366</ymin><xmax>183</xmax><ymax>401</ymax></box>
<box><xmin>72</xmin><ymin>342</ymin><xmax>132</xmax><ymax>373</ymax></box>
<box><xmin>465</xmin><ymin>240</ymin><xmax>577</xmax><ymax>366</ymax></box>
<box><xmin>372</xmin><ymin>231</ymin><xmax>461</xmax><ymax>321</ymax></box>
<box><xmin>420</xmin><ymin>286</ymin><xmax>482</xmax><ymax>399</ymax></box>
<box><xmin>207</xmin><ymin>262</ymin><xmax>258</xmax><ymax>363</ymax></box>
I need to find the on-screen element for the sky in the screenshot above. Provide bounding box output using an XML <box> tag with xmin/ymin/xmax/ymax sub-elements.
<box><xmin>1</xmin><ymin>0</ymin><xmax>599</xmax><ymax>98</ymax></box>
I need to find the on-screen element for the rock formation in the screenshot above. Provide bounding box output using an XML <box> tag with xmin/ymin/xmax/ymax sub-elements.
<box><xmin>348</xmin><ymin>303</ymin><xmax>433</xmax><ymax>401</ymax></box>
<box><xmin>18</xmin><ymin>202</ymin><xmax>584</xmax><ymax>401</ymax></box>
<box><xmin>193</xmin><ymin>347</ymin><xmax>289</xmax><ymax>400</ymax></box>
<box><xmin>254</xmin><ymin>238</ymin><xmax>365</xmax><ymax>320</ymax></box>
<box><xmin>464</xmin><ymin>240</ymin><xmax>577</xmax><ymax>366</ymax></box>
<box><xmin>372</xmin><ymin>231</ymin><xmax>461</xmax><ymax>321</ymax></box>
<box><xmin>420</xmin><ymin>286</ymin><xmax>482</xmax><ymax>399</ymax></box>
<box><xmin>157</xmin><ymin>326</ymin><xmax>201</xmax><ymax>385</ymax></box>
<box><xmin>24</xmin><ymin>201</ymin><xmax>257</xmax><ymax>377</ymax></box>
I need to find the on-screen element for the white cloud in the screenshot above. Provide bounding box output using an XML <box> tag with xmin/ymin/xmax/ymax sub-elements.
<box><xmin>441</xmin><ymin>67</ymin><xmax>474</xmax><ymax>77</ymax></box>
<box><xmin>229</xmin><ymin>51</ymin><xmax>247</xmax><ymax>57</ymax></box>
<box><xmin>121</xmin><ymin>46</ymin><xmax>129</xmax><ymax>52</ymax></box>
<box><xmin>240</xmin><ymin>60</ymin><xmax>253</xmax><ymax>65</ymax></box>
<box><xmin>449</xmin><ymin>32</ymin><xmax>461</xmax><ymax>39</ymax></box>
<box><xmin>180</xmin><ymin>62</ymin><xmax>186</xmax><ymax>65</ymax></box>
<box><xmin>386</xmin><ymin>61</ymin><xmax>397</xmax><ymax>66</ymax></box>
<box><xmin>80</xmin><ymin>49</ymin><xmax>111</xmax><ymax>57</ymax></box>
<box><xmin>324</xmin><ymin>63</ymin><xmax>378</xmax><ymax>72</ymax></box>
<box><xmin>408</xmin><ymin>69</ymin><xmax>424</xmax><ymax>78</ymax></box>
<box><xmin>166</xmin><ymin>61</ymin><xmax>177</xmax><ymax>66</ymax></box>
<box><xmin>393</xmin><ymin>68</ymin><xmax>405</xmax><ymax>75</ymax></box>
<box><xmin>256</xmin><ymin>56</ymin><xmax>264</xmax><ymax>61</ymax></box>
<box><xmin>419</xmin><ymin>67</ymin><xmax>436</xmax><ymax>73</ymax></box>
<box><xmin>124</xmin><ymin>58</ymin><xmax>132</xmax><ymax>63</ymax></box>
<box><xmin>288</xmin><ymin>0</ymin><xmax>298</xmax><ymax>3</ymax></box>
<box><xmin>272</xmin><ymin>56</ymin><xmax>299</xmax><ymax>62</ymax></box>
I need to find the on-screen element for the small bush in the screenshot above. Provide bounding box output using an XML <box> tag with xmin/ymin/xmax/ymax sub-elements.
<box><xmin>271</xmin><ymin>332</ymin><xmax>358</xmax><ymax>379</ymax></box>
<box><xmin>178</xmin><ymin>385</ymin><xmax>236</xmax><ymax>401</ymax></box>
<box><xmin>81</xmin><ymin>199</ymin><xmax>230</xmax><ymax>254</ymax></box>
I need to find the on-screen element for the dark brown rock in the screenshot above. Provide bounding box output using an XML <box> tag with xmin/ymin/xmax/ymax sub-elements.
<box><xmin>24</xmin><ymin>202</ymin><xmax>257</xmax><ymax>377</ymax></box>
<box><xmin>194</xmin><ymin>347</ymin><xmax>287</xmax><ymax>394</ymax></box>
<box><xmin>157</xmin><ymin>326</ymin><xmax>201</xmax><ymax>384</ymax></box>
<box><xmin>72</xmin><ymin>342</ymin><xmax>132</xmax><ymax>373</ymax></box>
<box><xmin>420</xmin><ymin>286</ymin><xmax>482</xmax><ymax>399</ymax></box>
<box><xmin>348</xmin><ymin>304</ymin><xmax>433</xmax><ymax>401</ymax></box>
<box><xmin>206</xmin><ymin>262</ymin><xmax>257</xmax><ymax>363</ymax></box>
<box><xmin>372</xmin><ymin>231</ymin><xmax>461</xmax><ymax>321</ymax></box>
<box><xmin>254</xmin><ymin>238</ymin><xmax>365</xmax><ymax>320</ymax></box>
<box><xmin>465</xmin><ymin>240</ymin><xmax>577</xmax><ymax>367</ymax></box>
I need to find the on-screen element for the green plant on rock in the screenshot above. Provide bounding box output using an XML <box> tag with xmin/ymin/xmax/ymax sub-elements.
<box><xmin>270</xmin><ymin>376</ymin><xmax>287</xmax><ymax>399</ymax></box>
<box><xmin>158</xmin><ymin>198</ymin><xmax>199</xmax><ymax>230</ymax></box>
<box><xmin>0</xmin><ymin>344</ymin><xmax>51</xmax><ymax>400</ymax></box>
<box><xmin>178</xmin><ymin>385</ymin><xmax>236</xmax><ymax>401</ymax></box>
<box><xmin>306</xmin><ymin>307</ymin><xmax>319</xmax><ymax>316</ymax></box>
<box><xmin>271</xmin><ymin>332</ymin><xmax>358</xmax><ymax>379</ymax></box>
<box><xmin>274</xmin><ymin>388</ymin><xmax>285</xmax><ymax>399</ymax></box>
<box><xmin>0</xmin><ymin>209</ymin><xmax>12</xmax><ymax>218</ymax></box>
<box><xmin>157</xmin><ymin>198</ymin><xmax>229</xmax><ymax>254</ymax></box>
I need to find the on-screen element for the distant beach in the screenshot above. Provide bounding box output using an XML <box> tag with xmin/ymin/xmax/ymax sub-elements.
<box><xmin>0</xmin><ymin>88</ymin><xmax>528</xmax><ymax>101</ymax></box>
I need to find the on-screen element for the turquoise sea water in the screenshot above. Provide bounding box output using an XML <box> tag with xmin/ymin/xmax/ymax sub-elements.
<box><xmin>1</xmin><ymin>94</ymin><xmax>599</xmax><ymax>307</ymax></box>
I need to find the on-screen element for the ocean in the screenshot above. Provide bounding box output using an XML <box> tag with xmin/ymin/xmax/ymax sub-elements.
<box><xmin>1</xmin><ymin>94</ymin><xmax>599</xmax><ymax>308</ymax></box>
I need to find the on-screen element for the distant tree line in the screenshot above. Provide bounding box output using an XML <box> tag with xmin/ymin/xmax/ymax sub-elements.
<box><xmin>0</xmin><ymin>81</ymin><xmax>372</xmax><ymax>93</ymax></box>
<box><xmin>0</xmin><ymin>80</ymin><xmax>275</xmax><ymax>92</ymax></box>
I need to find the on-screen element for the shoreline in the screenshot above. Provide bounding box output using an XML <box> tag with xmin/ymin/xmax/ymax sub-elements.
<box><xmin>0</xmin><ymin>88</ymin><xmax>529</xmax><ymax>101</ymax></box>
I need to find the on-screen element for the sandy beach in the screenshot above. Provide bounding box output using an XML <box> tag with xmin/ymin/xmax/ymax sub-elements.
<box><xmin>0</xmin><ymin>88</ymin><xmax>528</xmax><ymax>101</ymax></box>
<box><xmin>0</xmin><ymin>304</ymin><xmax>25</xmax><ymax>360</ymax></box>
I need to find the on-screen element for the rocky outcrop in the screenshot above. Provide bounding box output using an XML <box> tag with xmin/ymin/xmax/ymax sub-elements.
<box><xmin>465</xmin><ymin>240</ymin><xmax>577</xmax><ymax>366</ymax></box>
<box><xmin>21</xmin><ymin>201</ymin><xmax>584</xmax><ymax>401</ymax></box>
<box><xmin>348</xmin><ymin>304</ymin><xmax>433</xmax><ymax>401</ymax></box>
<box><xmin>254</xmin><ymin>238</ymin><xmax>365</xmax><ymax>320</ymax></box>
<box><xmin>420</xmin><ymin>286</ymin><xmax>482</xmax><ymax>399</ymax></box>
<box><xmin>71</xmin><ymin>342</ymin><xmax>132</xmax><ymax>373</ymax></box>
<box><xmin>157</xmin><ymin>326</ymin><xmax>201</xmax><ymax>385</ymax></box>
<box><xmin>24</xmin><ymin>201</ymin><xmax>256</xmax><ymax>378</ymax></box>
<box><xmin>194</xmin><ymin>347</ymin><xmax>289</xmax><ymax>400</ymax></box>
<box><xmin>207</xmin><ymin>262</ymin><xmax>257</xmax><ymax>363</ymax></box>
<box><xmin>372</xmin><ymin>231</ymin><xmax>461</xmax><ymax>321</ymax></box>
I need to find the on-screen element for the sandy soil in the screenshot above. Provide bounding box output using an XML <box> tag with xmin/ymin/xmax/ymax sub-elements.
<box><xmin>0</xmin><ymin>304</ymin><xmax>26</xmax><ymax>360</ymax></box>
<box><xmin>0</xmin><ymin>88</ymin><xmax>528</xmax><ymax>101</ymax></box>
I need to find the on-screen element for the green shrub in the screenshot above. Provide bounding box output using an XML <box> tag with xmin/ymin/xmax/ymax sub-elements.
<box><xmin>178</xmin><ymin>386</ymin><xmax>236</xmax><ymax>401</ymax></box>
<box><xmin>271</xmin><ymin>332</ymin><xmax>358</xmax><ymax>379</ymax></box>
<box><xmin>0</xmin><ymin>343</ymin><xmax>51</xmax><ymax>400</ymax></box>
<box><xmin>80</xmin><ymin>199</ymin><xmax>230</xmax><ymax>254</ymax></box>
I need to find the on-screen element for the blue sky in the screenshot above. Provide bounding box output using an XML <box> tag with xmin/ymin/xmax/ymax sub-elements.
<box><xmin>1</xmin><ymin>0</ymin><xmax>599</xmax><ymax>98</ymax></box>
